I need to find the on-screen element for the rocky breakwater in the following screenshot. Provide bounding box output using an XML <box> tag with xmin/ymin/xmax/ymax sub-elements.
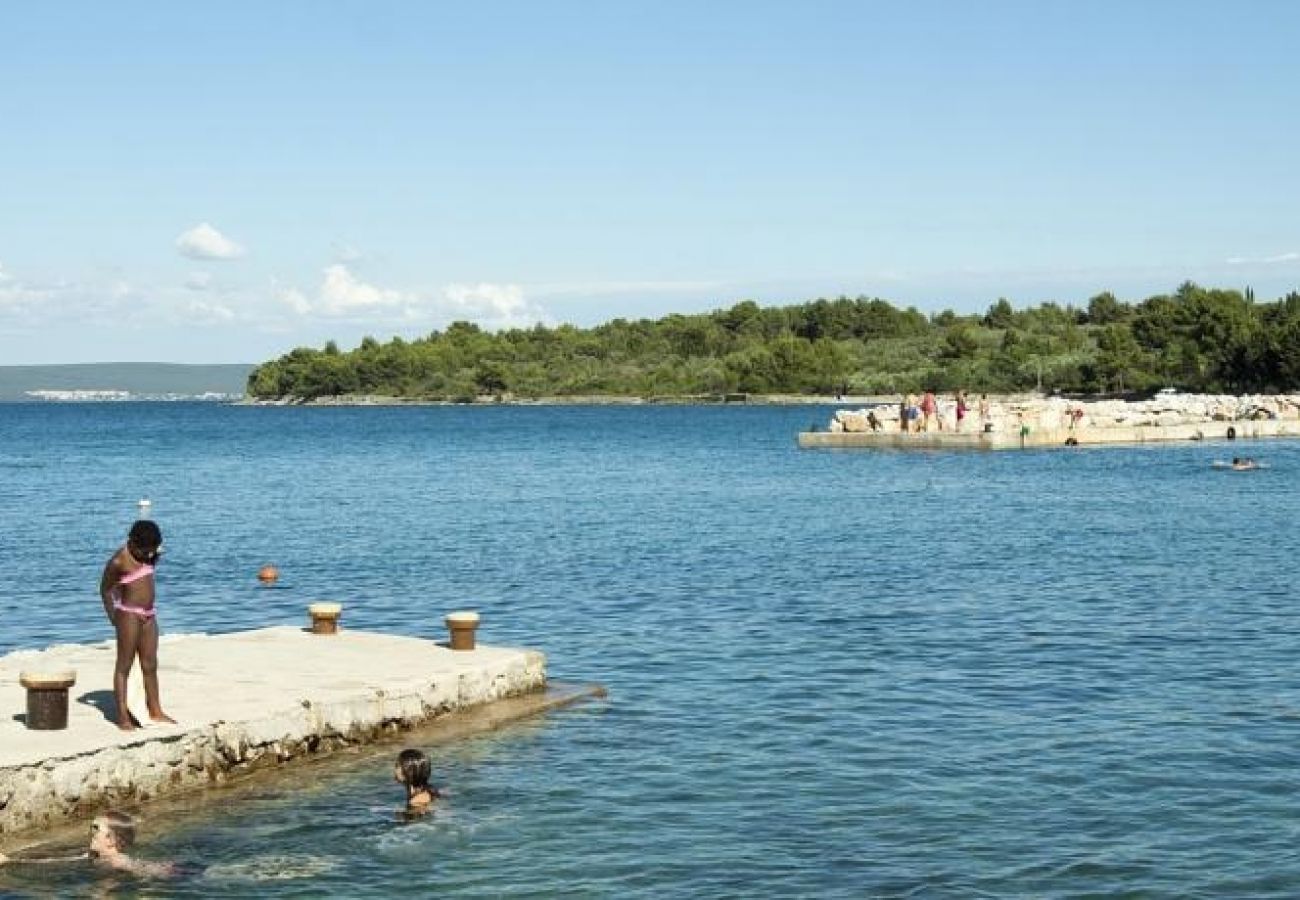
<box><xmin>809</xmin><ymin>392</ymin><xmax>1300</xmax><ymax>450</ymax></box>
<box><xmin>829</xmin><ymin>392</ymin><xmax>1300</xmax><ymax>435</ymax></box>
<box><xmin>0</xmin><ymin>627</ymin><xmax>546</xmax><ymax>842</ymax></box>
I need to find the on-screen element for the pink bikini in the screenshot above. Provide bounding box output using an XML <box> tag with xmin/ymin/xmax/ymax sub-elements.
<box><xmin>112</xmin><ymin>564</ymin><xmax>157</xmax><ymax>619</ymax></box>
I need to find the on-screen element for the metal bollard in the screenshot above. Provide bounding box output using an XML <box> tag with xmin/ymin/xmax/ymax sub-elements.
<box><xmin>308</xmin><ymin>602</ymin><xmax>343</xmax><ymax>635</ymax></box>
<box><xmin>20</xmin><ymin>671</ymin><xmax>77</xmax><ymax>730</ymax></box>
<box><xmin>445</xmin><ymin>611</ymin><xmax>480</xmax><ymax>651</ymax></box>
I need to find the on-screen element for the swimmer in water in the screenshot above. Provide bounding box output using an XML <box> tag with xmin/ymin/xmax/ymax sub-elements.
<box><xmin>89</xmin><ymin>811</ymin><xmax>177</xmax><ymax>877</ymax></box>
<box><xmin>0</xmin><ymin>811</ymin><xmax>176</xmax><ymax>878</ymax></box>
<box><xmin>394</xmin><ymin>749</ymin><xmax>441</xmax><ymax>813</ymax></box>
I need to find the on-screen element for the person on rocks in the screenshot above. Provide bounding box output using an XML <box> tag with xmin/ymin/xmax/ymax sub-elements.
<box><xmin>99</xmin><ymin>520</ymin><xmax>176</xmax><ymax>731</ymax></box>
<box><xmin>920</xmin><ymin>390</ymin><xmax>940</xmax><ymax>431</ymax></box>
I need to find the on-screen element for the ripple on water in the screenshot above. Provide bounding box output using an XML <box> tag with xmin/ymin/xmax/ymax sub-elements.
<box><xmin>1</xmin><ymin>404</ymin><xmax>1299</xmax><ymax>898</ymax></box>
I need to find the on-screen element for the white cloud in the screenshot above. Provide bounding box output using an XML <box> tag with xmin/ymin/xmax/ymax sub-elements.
<box><xmin>1227</xmin><ymin>250</ymin><xmax>1298</xmax><ymax>265</ymax></box>
<box><xmin>443</xmin><ymin>282</ymin><xmax>538</xmax><ymax>326</ymax></box>
<box><xmin>529</xmin><ymin>279</ymin><xmax>724</xmax><ymax>298</ymax></box>
<box><xmin>185</xmin><ymin>299</ymin><xmax>236</xmax><ymax>323</ymax></box>
<box><xmin>0</xmin><ymin>267</ymin><xmax>54</xmax><ymax>313</ymax></box>
<box><xmin>277</xmin><ymin>286</ymin><xmax>312</xmax><ymax>315</ymax></box>
<box><xmin>176</xmin><ymin>223</ymin><xmax>245</xmax><ymax>260</ymax></box>
<box><xmin>184</xmin><ymin>272</ymin><xmax>213</xmax><ymax>292</ymax></box>
<box><xmin>319</xmin><ymin>264</ymin><xmax>413</xmax><ymax>314</ymax></box>
<box><xmin>270</xmin><ymin>268</ymin><xmax>549</xmax><ymax>329</ymax></box>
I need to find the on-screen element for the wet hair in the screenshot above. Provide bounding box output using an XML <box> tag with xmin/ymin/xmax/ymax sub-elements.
<box><xmin>127</xmin><ymin>520</ymin><xmax>163</xmax><ymax>563</ymax></box>
<box><xmin>94</xmin><ymin>811</ymin><xmax>137</xmax><ymax>851</ymax></box>
<box><xmin>396</xmin><ymin>749</ymin><xmax>431</xmax><ymax>790</ymax></box>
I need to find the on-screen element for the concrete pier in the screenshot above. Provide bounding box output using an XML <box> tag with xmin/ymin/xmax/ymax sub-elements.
<box><xmin>0</xmin><ymin>627</ymin><xmax>546</xmax><ymax>840</ymax></box>
<box><xmin>799</xmin><ymin>417</ymin><xmax>1300</xmax><ymax>450</ymax></box>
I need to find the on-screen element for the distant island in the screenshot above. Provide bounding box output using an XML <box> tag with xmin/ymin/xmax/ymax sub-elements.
<box><xmin>0</xmin><ymin>363</ymin><xmax>253</xmax><ymax>401</ymax></box>
<box><xmin>246</xmin><ymin>282</ymin><xmax>1300</xmax><ymax>402</ymax></box>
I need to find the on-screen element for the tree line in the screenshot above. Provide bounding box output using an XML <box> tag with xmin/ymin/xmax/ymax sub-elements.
<box><xmin>246</xmin><ymin>282</ymin><xmax>1300</xmax><ymax>400</ymax></box>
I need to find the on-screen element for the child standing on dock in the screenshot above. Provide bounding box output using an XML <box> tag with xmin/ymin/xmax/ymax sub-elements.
<box><xmin>99</xmin><ymin>520</ymin><xmax>175</xmax><ymax>731</ymax></box>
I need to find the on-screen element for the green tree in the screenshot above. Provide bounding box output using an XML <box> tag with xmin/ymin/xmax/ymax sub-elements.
<box><xmin>982</xmin><ymin>298</ymin><xmax>1015</xmax><ymax>329</ymax></box>
<box><xmin>1096</xmin><ymin>324</ymin><xmax>1144</xmax><ymax>393</ymax></box>
<box><xmin>1086</xmin><ymin>291</ymin><xmax>1128</xmax><ymax>325</ymax></box>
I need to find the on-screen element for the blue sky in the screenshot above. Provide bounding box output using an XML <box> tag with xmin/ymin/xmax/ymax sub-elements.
<box><xmin>1</xmin><ymin>1</ymin><xmax>1298</xmax><ymax>363</ymax></box>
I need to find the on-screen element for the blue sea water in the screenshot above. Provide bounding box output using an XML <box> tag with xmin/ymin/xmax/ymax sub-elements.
<box><xmin>1</xmin><ymin>402</ymin><xmax>1298</xmax><ymax>898</ymax></box>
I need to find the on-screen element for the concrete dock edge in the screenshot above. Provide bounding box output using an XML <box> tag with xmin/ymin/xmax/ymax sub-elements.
<box><xmin>0</xmin><ymin>627</ymin><xmax>548</xmax><ymax>842</ymax></box>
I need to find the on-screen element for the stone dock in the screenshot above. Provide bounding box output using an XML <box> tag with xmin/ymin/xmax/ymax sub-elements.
<box><xmin>801</xmin><ymin>392</ymin><xmax>1300</xmax><ymax>451</ymax></box>
<box><xmin>0</xmin><ymin>626</ymin><xmax>549</xmax><ymax>844</ymax></box>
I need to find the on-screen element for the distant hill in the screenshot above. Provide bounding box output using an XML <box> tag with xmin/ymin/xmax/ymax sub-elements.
<box><xmin>0</xmin><ymin>363</ymin><xmax>253</xmax><ymax>400</ymax></box>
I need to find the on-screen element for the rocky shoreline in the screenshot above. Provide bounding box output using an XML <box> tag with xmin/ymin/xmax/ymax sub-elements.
<box><xmin>241</xmin><ymin>393</ymin><xmax>873</xmax><ymax>407</ymax></box>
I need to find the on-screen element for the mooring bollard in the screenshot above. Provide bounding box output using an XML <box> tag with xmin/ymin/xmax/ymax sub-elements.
<box><xmin>308</xmin><ymin>602</ymin><xmax>342</xmax><ymax>635</ymax></box>
<box><xmin>445</xmin><ymin>611</ymin><xmax>480</xmax><ymax>651</ymax></box>
<box><xmin>19</xmin><ymin>670</ymin><xmax>77</xmax><ymax>730</ymax></box>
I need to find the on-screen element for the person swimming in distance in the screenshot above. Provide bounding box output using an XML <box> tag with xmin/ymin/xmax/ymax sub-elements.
<box><xmin>394</xmin><ymin>749</ymin><xmax>441</xmax><ymax>813</ymax></box>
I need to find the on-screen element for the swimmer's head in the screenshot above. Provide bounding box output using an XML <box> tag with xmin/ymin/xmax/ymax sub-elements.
<box><xmin>394</xmin><ymin>749</ymin><xmax>431</xmax><ymax>790</ymax></box>
<box><xmin>91</xmin><ymin>811</ymin><xmax>136</xmax><ymax>854</ymax></box>
<box><xmin>127</xmin><ymin>520</ymin><xmax>163</xmax><ymax>564</ymax></box>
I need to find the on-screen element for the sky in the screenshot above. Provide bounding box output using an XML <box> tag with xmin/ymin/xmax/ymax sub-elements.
<box><xmin>1</xmin><ymin>0</ymin><xmax>1298</xmax><ymax>364</ymax></box>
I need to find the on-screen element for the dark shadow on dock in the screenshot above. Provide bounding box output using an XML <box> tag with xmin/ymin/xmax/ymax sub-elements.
<box><xmin>76</xmin><ymin>689</ymin><xmax>121</xmax><ymax>725</ymax></box>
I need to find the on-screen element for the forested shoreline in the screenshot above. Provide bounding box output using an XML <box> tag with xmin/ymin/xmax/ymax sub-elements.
<box><xmin>246</xmin><ymin>282</ymin><xmax>1300</xmax><ymax>401</ymax></box>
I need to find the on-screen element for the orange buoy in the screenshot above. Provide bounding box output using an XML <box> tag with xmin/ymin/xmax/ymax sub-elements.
<box><xmin>257</xmin><ymin>564</ymin><xmax>280</xmax><ymax>584</ymax></box>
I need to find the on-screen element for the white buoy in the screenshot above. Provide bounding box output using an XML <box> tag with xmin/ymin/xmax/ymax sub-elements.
<box><xmin>137</xmin><ymin>498</ymin><xmax>153</xmax><ymax>519</ymax></box>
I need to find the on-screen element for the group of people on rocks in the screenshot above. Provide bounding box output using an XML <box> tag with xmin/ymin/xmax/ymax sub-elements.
<box><xmin>897</xmin><ymin>390</ymin><xmax>990</xmax><ymax>434</ymax></box>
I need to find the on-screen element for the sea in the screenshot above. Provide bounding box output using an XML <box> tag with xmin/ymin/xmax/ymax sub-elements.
<box><xmin>1</xmin><ymin>402</ymin><xmax>1298</xmax><ymax>898</ymax></box>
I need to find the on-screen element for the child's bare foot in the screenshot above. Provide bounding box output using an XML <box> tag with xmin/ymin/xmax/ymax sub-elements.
<box><xmin>149</xmin><ymin>711</ymin><xmax>177</xmax><ymax>725</ymax></box>
<box><xmin>117</xmin><ymin>719</ymin><xmax>139</xmax><ymax>732</ymax></box>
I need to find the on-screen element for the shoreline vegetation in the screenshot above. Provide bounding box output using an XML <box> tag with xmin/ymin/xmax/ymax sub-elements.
<box><xmin>246</xmin><ymin>282</ymin><xmax>1300</xmax><ymax>403</ymax></box>
<box><xmin>242</xmin><ymin>392</ymin><xmax>911</xmax><ymax>406</ymax></box>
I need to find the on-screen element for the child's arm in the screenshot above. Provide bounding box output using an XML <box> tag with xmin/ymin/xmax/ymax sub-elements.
<box><xmin>99</xmin><ymin>555</ymin><xmax>120</xmax><ymax>624</ymax></box>
<box><xmin>0</xmin><ymin>851</ymin><xmax>90</xmax><ymax>865</ymax></box>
